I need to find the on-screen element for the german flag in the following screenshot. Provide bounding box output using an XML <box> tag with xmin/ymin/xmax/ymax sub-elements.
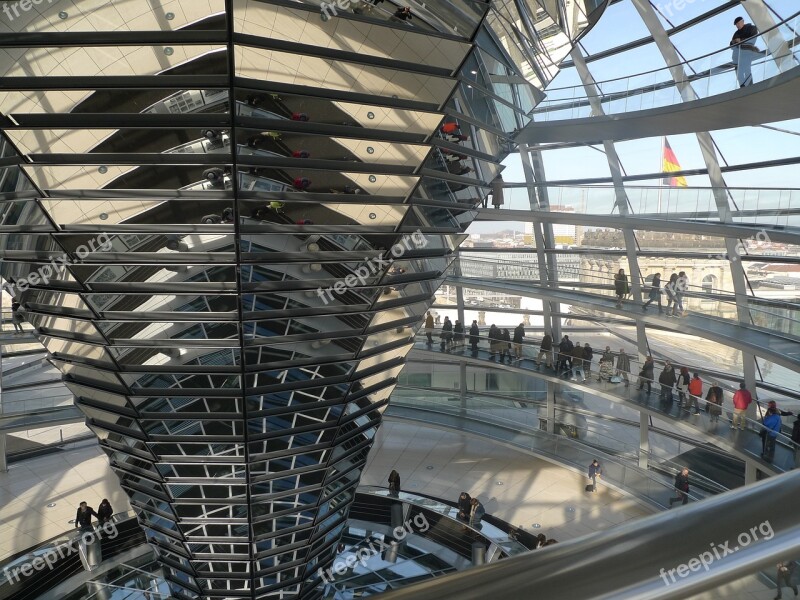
<box><xmin>662</xmin><ymin>137</ymin><xmax>687</xmax><ymax>187</ymax></box>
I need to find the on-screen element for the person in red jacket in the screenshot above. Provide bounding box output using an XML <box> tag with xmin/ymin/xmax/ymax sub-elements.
<box><xmin>732</xmin><ymin>382</ymin><xmax>753</xmax><ymax>430</ymax></box>
<box><xmin>685</xmin><ymin>372</ymin><xmax>703</xmax><ymax>415</ymax></box>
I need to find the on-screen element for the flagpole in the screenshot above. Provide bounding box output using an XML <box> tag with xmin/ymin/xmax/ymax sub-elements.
<box><xmin>657</xmin><ymin>136</ymin><xmax>664</xmax><ymax>214</ymax></box>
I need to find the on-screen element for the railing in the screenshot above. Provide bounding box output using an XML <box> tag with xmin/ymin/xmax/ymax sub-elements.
<box><xmin>451</xmin><ymin>254</ymin><xmax>800</xmax><ymax>339</ymax></box>
<box><xmin>477</xmin><ymin>185</ymin><xmax>800</xmax><ymax>228</ymax></box>
<box><xmin>531</xmin><ymin>12</ymin><xmax>800</xmax><ymax>121</ymax></box>
<box><xmin>356</xmin><ymin>486</ymin><xmax>530</xmax><ymax>556</ymax></box>
<box><xmin>387</xmin><ymin>394</ymin><xmax>707</xmax><ymax>509</ymax></box>
<box><xmin>407</xmin><ymin>331</ymin><xmax>798</xmax><ymax>469</ymax></box>
<box><xmin>376</xmin><ymin>470</ymin><xmax>800</xmax><ymax>600</ymax></box>
<box><xmin>393</xmin><ymin>385</ymin><xmax>730</xmax><ymax>495</ymax></box>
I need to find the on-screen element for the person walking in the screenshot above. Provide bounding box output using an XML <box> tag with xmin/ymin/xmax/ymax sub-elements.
<box><xmin>583</xmin><ymin>343</ymin><xmax>594</xmax><ymax>379</ymax></box>
<box><xmin>97</xmin><ymin>499</ymin><xmax>113</xmax><ymax>525</ymax></box>
<box><xmin>453</xmin><ymin>320</ymin><xmax>464</xmax><ymax>352</ymax></box>
<box><xmin>668</xmin><ymin>468</ymin><xmax>690</xmax><ymax>507</ymax></box>
<box><xmin>588</xmin><ymin>459</ymin><xmax>602</xmax><ymax>492</ymax></box>
<box><xmin>642</xmin><ymin>273</ymin><xmax>662</xmax><ymax>312</ymax></box>
<box><xmin>686</xmin><ymin>372</ymin><xmax>703</xmax><ymax>415</ymax></box>
<box><xmin>732</xmin><ymin>382</ymin><xmax>753</xmax><ymax>430</ymax></box>
<box><xmin>468</xmin><ymin>497</ymin><xmax>485</xmax><ymax>529</ymax></box>
<box><xmin>557</xmin><ymin>335</ymin><xmax>573</xmax><ymax>374</ymax></box>
<box><xmin>469</xmin><ymin>320</ymin><xmax>480</xmax><ymax>354</ymax></box>
<box><xmin>500</xmin><ymin>328</ymin><xmax>512</xmax><ymax>363</ymax></box>
<box><xmin>537</xmin><ymin>333</ymin><xmax>553</xmax><ymax>369</ymax></box>
<box><xmin>424</xmin><ymin>312</ymin><xmax>434</xmax><ymax>345</ymax></box>
<box><xmin>674</xmin><ymin>271</ymin><xmax>688</xmax><ymax>317</ymax></box>
<box><xmin>512</xmin><ymin>322</ymin><xmax>525</xmax><ymax>362</ymax></box>
<box><xmin>638</xmin><ymin>356</ymin><xmax>655</xmax><ymax>394</ymax></box>
<box><xmin>676</xmin><ymin>367</ymin><xmax>691</xmax><ymax>407</ymax></box>
<box><xmin>615</xmin><ymin>348</ymin><xmax>631</xmax><ymax>387</ymax></box>
<box><xmin>388</xmin><ymin>470</ymin><xmax>401</xmax><ymax>496</ymax></box>
<box><xmin>614</xmin><ymin>268</ymin><xmax>629</xmax><ymax>308</ymax></box>
<box><xmin>440</xmin><ymin>316</ymin><xmax>453</xmax><ymax>351</ymax></box>
<box><xmin>664</xmin><ymin>273</ymin><xmax>678</xmax><ymax>316</ymax></box>
<box><xmin>761</xmin><ymin>406</ymin><xmax>782</xmax><ymax>462</ymax></box>
<box><xmin>706</xmin><ymin>381</ymin><xmax>724</xmax><ymax>423</ymax></box>
<box><xmin>75</xmin><ymin>501</ymin><xmax>98</xmax><ymax>532</ymax></box>
<box><xmin>658</xmin><ymin>361</ymin><xmax>677</xmax><ymax>404</ymax></box>
<box><xmin>775</xmin><ymin>561</ymin><xmax>798</xmax><ymax>599</ymax></box>
<box><xmin>730</xmin><ymin>16</ymin><xmax>760</xmax><ymax>88</ymax></box>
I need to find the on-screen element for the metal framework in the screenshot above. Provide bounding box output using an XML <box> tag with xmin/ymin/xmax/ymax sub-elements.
<box><xmin>0</xmin><ymin>1</ymin><xmax>606</xmax><ymax>599</ymax></box>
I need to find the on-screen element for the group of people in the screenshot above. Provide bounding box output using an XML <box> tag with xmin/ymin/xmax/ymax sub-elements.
<box><xmin>420</xmin><ymin>322</ymin><xmax>800</xmax><ymax>463</ymax></box>
<box><xmin>75</xmin><ymin>499</ymin><xmax>114</xmax><ymax>531</ymax></box>
<box><xmin>640</xmin><ymin>271</ymin><xmax>690</xmax><ymax>317</ymax></box>
<box><xmin>456</xmin><ymin>492</ymin><xmax>485</xmax><ymax>529</ymax></box>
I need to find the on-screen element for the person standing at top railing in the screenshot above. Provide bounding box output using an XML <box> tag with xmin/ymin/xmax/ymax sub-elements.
<box><xmin>731</xmin><ymin>17</ymin><xmax>760</xmax><ymax>88</ymax></box>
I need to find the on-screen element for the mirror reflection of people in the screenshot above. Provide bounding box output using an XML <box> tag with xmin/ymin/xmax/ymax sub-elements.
<box><xmin>730</xmin><ymin>17</ymin><xmax>759</xmax><ymax>88</ymax></box>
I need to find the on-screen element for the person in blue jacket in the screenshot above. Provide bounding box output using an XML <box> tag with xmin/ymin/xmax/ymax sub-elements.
<box><xmin>762</xmin><ymin>407</ymin><xmax>782</xmax><ymax>462</ymax></box>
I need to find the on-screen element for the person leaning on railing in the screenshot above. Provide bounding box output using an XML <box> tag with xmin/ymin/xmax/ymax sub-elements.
<box><xmin>730</xmin><ymin>16</ymin><xmax>760</xmax><ymax>88</ymax></box>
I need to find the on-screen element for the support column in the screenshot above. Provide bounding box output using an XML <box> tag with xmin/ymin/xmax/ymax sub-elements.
<box><xmin>460</xmin><ymin>361</ymin><xmax>468</xmax><ymax>420</ymax></box>
<box><xmin>638</xmin><ymin>412</ymin><xmax>649</xmax><ymax>470</ymax></box>
<box><xmin>519</xmin><ymin>144</ymin><xmax>558</xmax><ymax>340</ymax></box>
<box><xmin>569</xmin><ymin>47</ymin><xmax>649</xmax><ymax>362</ymax></box>
<box><xmin>745</xmin><ymin>461</ymin><xmax>759</xmax><ymax>486</ymax></box>
<box><xmin>631</xmin><ymin>0</ymin><xmax>759</xmax><ymax>397</ymax></box>
<box><xmin>0</xmin><ymin>433</ymin><xmax>6</xmax><ymax>473</ymax></box>
<box><xmin>742</xmin><ymin>1</ymin><xmax>794</xmax><ymax>73</ymax></box>
<box><xmin>545</xmin><ymin>382</ymin><xmax>556</xmax><ymax>434</ymax></box>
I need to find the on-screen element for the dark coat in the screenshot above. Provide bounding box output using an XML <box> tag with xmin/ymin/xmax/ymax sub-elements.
<box><xmin>75</xmin><ymin>506</ymin><xmax>98</xmax><ymax>528</ymax></box>
<box><xmin>674</xmin><ymin>472</ymin><xmax>689</xmax><ymax>492</ymax></box>
<box><xmin>97</xmin><ymin>502</ymin><xmax>113</xmax><ymax>523</ymax></box>
<box><xmin>469</xmin><ymin>323</ymin><xmax>480</xmax><ymax>343</ymax></box>
<box><xmin>540</xmin><ymin>334</ymin><xmax>552</xmax><ymax>351</ymax></box>
<box><xmin>614</xmin><ymin>273</ymin><xmax>629</xmax><ymax>296</ymax></box>
<box><xmin>513</xmin><ymin>325</ymin><xmax>525</xmax><ymax>344</ymax></box>
<box><xmin>640</xmin><ymin>360</ymin><xmax>655</xmax><ymax>379</ymax></box>
<box><xmin>659</xmin><ymin>367</ymin><xmax>677</xmax><ymax>387</ymax></box>
<box><xmin>706</xmin><ymin>386</ymin><xmax>724</xmax><ymax>416</ymax></box>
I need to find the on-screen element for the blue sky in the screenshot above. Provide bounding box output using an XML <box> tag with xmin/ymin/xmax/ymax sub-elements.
<box><xmin>500</xmin><ymin>0</ymin><xmax>800</xmax><ymax>190</ymax></box>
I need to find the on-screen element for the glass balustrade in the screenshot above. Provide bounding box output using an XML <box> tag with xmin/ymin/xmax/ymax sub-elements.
<box><xmin>530</xmin><ymin>14</ymin><xmax>800</xmax><ymax>121</ymax></box>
